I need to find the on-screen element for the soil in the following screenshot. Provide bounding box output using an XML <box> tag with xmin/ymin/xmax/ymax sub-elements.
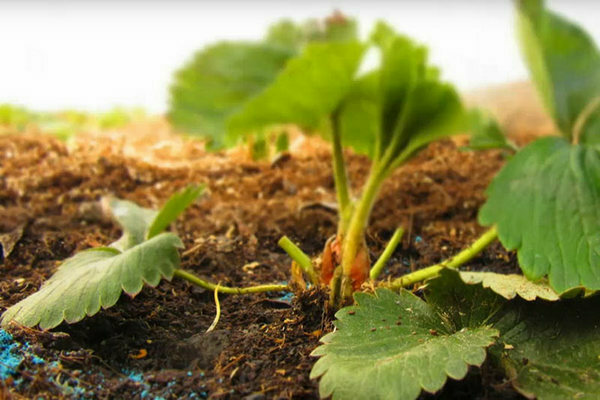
<box><xmin>0</xmin><ymin>95</ymin><xmax>545</xmax><ymax>400</ymax></box>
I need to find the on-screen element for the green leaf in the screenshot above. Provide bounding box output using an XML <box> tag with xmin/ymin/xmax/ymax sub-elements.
<box><xmin>338</xmin><ymin>72</ymin><xmax>379</xmax><ymax>158</ymax></box>
<box><xmin>168</xmin><ymin>42</ymin><xmax>295</xmax><ymax>148</ymax></box>
<box><xmin>146</xmin><ymin>185</ymin><xmax>204</xmax><ymax>240</ymax></box>
<box><xmin>0</xmin><ymin>233</ymin><xmax>182</xmax><ymax>330</ymax></box>
<box><xmin>265</xmin><ymin>14</ymin><xmax>358</xmax><ymax>49</ymax></box>
<box><xmin>108</xmin><ymin>198</ymin><xmax>157</xmax><ymax>251</ymax></box>
<box><xmin>479</xmin><ymin>136</ymin><xmax>600</xmax><ymax>292</ymax></box>
<box><xmin>492</xmin><ymin>295</ymin><xmax>600</xmax><ymax>399</ymax></box>
<box><xmin>227</xmin><ymin>41</ymin><xmax>366</xmax><ymax>138</ymax></box>
<box><xmin>517</xmin><ymin>0</ymin><xmax>600</xmax><ymax>143</ymax></box>
<box><xmin>458</xmin><ymin>271</ymin><xmax>559</xmax><ymax>301</ymax></box>
<box><xmin>466</xmin><ymin>109</ymin><xmax>513</xmax><ymax>151</ymax></box>
<box><xmin>424</xmin><ymin>268</ymin><xmax>507</xmax><ymax>328</ymax></box>
<box><xmin>310</xmin><ymin>288</ymin><xmax>498</xmax><ymax>400</ymax></box>
<box><xmin>339</xmin><ymin>22</ymin><xmax>466</xmax><ymax>168</ymax></box>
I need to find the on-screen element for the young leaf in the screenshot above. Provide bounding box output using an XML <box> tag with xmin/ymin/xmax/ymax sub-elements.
<box><xmin>168</xmin><ymin>42</ymin><xmax>295</xmax><ymax>148</ymax></box>
<box><xmin>146</xmin><ymin>184</ymin><xmax>204</xmax><ymax>240</ymax></box>
<box><xmin>1</xmin><ymin>234</ymin><xmax>182</xmax><ymax>330</ymax></box>
<box><xmin>479</xmin><ymin>136</ymin><xmax>600</xmax><ymax>293</ymax></box>
<box><xmin>227</xmin><ymin>41</ymin><xmax>366</xmax><ymax>138</ymax></box>
<box><xmin>517</xmin><ymin>0</ymin><xmax>600</xmax><ymax>143</ymax></box>
<box><xmin>466</xmin><ymin>109</ymin><xmax>514</xmax><ymax>151</ymax></box>
<box><xmin>491</xmin><ymin>295</ymin><xmax>600</xmax><ymax>399</ymax></box>
<box><xmin>337</xmin><ymin>22</ymin><xmax>466</xmax><ymax>168</ymax></box>
<box><xmin>107</xmin><ymin>198</ymin><xmax>157</xmax><ymax>251</ymax></box>
<box><xmin>310</xmin><ymin>289</ymin><xmax>498</xmax><ymax>400</ymax></box>
<box><xmin>458</xmin><ymin>271</ymin><xmax>559</xmax><ymax>301</ymax></box>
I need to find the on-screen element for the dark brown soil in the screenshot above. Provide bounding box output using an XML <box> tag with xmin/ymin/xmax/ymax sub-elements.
<box><xmin>0</xmin><ymin>121</ymin><xmax>526</xmax><ymax>399</ymax></box>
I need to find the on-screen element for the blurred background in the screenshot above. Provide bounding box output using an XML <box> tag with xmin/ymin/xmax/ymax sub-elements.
<box><xmin>1</xmin><ymin>0</ymin><xmax>599</xmax><ymax>113</ymax></box>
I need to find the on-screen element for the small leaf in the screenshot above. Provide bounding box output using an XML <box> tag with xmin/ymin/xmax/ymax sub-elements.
<box><xmin>466</xmin><ymin>109</ymin><xmax>513</xmax><ymax>151</ymax></box>
<box><xmin>146</xmin><ymin>185</ymin><xmax>204</xmax><ymax>239</ymax></box>
<box><xmin>227</xmin><ymin>41</ymin><xmax>366</xmax><ymax>138</ymax></box>
<box><xmin>168</xmin><ymin>42</ymin><xmax>295</xmax><ymax>148</ymax></box>
<box><xmin>517</xmin><ymin>0</ymin><xmax>600</xmax><ymax>143</ymax></box>
<box><xmin>1</xmin><ymin>233</ymin><xmax>182</xmax><ymax>330</ymax></box>
<box><xmin>479</xmin><ymin>136</ymin><xmax>600</xmax><ymax>292</ymax></box>
<box><xmin>107</xmin><ymin>198</ymin><xmax>157</xmax><ymax>251</ymax></box>
<box><xmin>491</xmin><ymin>295</ymin><xmax>600</xmax><ymax>399</ymax></box>
<box><xmin>458</xmin><ymin>271</ymin><xmax>559</xmax><ymax>301</ymax></box>
<box><xmin>310</xmin><ymin>289</ymin><xmax>498</xmax><ymax>400</ymax></box>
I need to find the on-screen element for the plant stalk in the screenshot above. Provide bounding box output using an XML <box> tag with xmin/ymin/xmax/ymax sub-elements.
<box><xmin>331</xmin><ymin>110</ymin><xmax>352</xmax><ymax>218</ymax></box>
<box><xmin>388</xmin><ymin>226</ymin><xmax>498</xmax><ymax>289</ymax></box>
<box><xmin>174</xmin><ymin>269</ymin><xmax>289</xmax><ymax>294</ymax></box>
<box><xmin>341</xmin><ymin>164</ymin><xmax>388</xmax><ymax>278</ymax></box>
<box><xmin>369</xmin><ymin>227</ymin><xmax>404</xmax><ymax>281</ymax></box>
<box><xmin>278</xmin><ymin>236</ymin><xmax>318</xmax><ymax>284</ymax></box>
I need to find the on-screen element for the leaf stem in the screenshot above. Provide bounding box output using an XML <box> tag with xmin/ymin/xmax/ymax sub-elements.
<box><xmin>341</xmin><ymin>164</ymin><xmax>388</xmax><ymax>278</ymax></box>
<box><xmin>174</xmin><ymin>269</ymin><xmax>289</xmax><ymax>294</ymax></box>
<box><xmin>369</xmin><ymin>227</ymin><xmax>404</xmax><ymax>281</ymax></box>
<box><xmin>387</xmin><ymin>226</ymin><xmax>498</xmax><ymax>289</ymax></box>
<box><xmin>278</xmin><ymin>236</ymin><xmax>317</xmax><ymax>284</ymax></box>
<box><xmin>572</xmin><ymin>96</ymin><xmax>600</xmax><ymax>145</ymax></box>
<box><xmin>331</xmin><ymin>110</ymin><xmax>352</xmax><ymax>217</ymax></box>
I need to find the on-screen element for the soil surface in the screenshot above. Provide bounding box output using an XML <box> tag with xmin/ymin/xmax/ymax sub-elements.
<box><xmin>0</xmin><ymin>95</ymin><xmax>546</xmax><ymax>400</ymax></box>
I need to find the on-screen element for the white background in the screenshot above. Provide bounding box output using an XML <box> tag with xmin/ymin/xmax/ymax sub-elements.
<box><xmin>0</xmin><ymin>0</ymin><xmax>599</xmax><ymax>113</ymax></box>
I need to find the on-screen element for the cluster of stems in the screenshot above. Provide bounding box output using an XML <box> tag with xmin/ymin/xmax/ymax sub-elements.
<box><xmin>173</xmin><ymin>112</ymin><xmax>501</xmax><ymax>307</ymax></box>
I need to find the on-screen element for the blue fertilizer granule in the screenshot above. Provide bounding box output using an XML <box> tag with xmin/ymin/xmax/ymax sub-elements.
<box><xmin>0</xmin><ymin>329</ymin><xmax>23</xmax><ymax>379</ymax></box>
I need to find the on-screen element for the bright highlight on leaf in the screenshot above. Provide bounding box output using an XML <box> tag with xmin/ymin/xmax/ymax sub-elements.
<box><xmin>310</xmin><ymin>289</ymin><xmax>498</xmax><ymax>400</ymax></box>
<box><xmin>457</xmin><ymin>271</ymin><xmax>559</xmax><ymax>301</ymax></box>
<box><xmin>1</xmin><ymin>185</ymin><xmax>204</xmax><ymax>330</ymax></box>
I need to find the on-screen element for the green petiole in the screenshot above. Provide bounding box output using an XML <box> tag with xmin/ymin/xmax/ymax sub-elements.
<box><xmin>369</xmin><ymin>226</ymin><xmax>404</xmax><ymax>281</ymax></box>
<box><xmin>388</xmin><ymin>226</ymin><xmax>498</xmax><ymax>289</ymax></box>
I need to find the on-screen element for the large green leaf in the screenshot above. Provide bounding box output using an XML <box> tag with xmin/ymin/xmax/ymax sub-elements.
<box><xmin>227</xmin><ymin>41</ymin><xmax>366</xmax><ymax>138</ymax></box>
<box><xmin>168</xmin><ymin>42</ymin><xmax>295</xmax><ymax>148</ymax></box>
<box><xmin>517</xmin><ymin>0</ymin><xmax>600</xmax><ymax>144</ymax></box>
<box><xmin>146</xmin><ymin>185</ymin><xmax>204</xmax><ymax>239</ymax></box>
<box><xmin>492</xmin><ymin>295</ymin><xmax>600</xmax><ymax>399</ymax></box>
<box><xmin>310</xmin><ymin>288</ymin><xmax>498</xmax><ymax>400</ymax></box>
<box><xmin>479</xmin><ymin>137</ymin><xmax>600</xmax><ymax>292</ymax></box>
<box><xmin>0</xmin><ymin>234</ymin><xmax>182</xmax><ymax>330</ymax></box>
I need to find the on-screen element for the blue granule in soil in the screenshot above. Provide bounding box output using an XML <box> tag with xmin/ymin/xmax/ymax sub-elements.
<box><xmin>0</xmin><ymin>329</ymin><xmax>23</xmax><ymax>379</ymax></box>
<box><xmin>415</xmin><ymin>235</ymin><xmax>423</xmax><ymax>244</ymax></box>
<box><xmin>277</xmin><ymin>291</ymin><xmax>295</xmax><ymax>303</ymax></box>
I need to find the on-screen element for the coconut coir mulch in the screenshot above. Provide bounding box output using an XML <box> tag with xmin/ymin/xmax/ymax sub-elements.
<box><xmin>0</xmin><ymin>117</ymin><xmax>533</xmax><ymax>399</ymax></box>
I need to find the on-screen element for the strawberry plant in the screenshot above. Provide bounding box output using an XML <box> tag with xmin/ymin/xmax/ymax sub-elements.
<box><xmin>310</xmin><ymin>1</ymin><xmax>600</xmax><ymax>398</ymax></box>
